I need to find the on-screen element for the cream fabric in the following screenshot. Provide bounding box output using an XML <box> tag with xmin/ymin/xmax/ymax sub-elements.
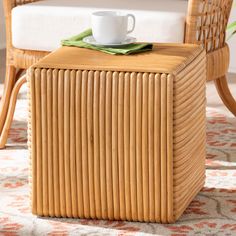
<box><xmin>12</xmin><ymin>0</ymin><xmax>188</xmax><ymax>51</ymax></box>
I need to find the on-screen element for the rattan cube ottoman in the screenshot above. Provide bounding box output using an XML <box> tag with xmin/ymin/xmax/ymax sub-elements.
<box><xmin>28</xmin><ymin>44</ymin><xmax>206</xmax><ymax>223</ymax></box>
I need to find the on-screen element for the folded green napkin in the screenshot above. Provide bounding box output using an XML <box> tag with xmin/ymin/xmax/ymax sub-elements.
<box><xmin>61</xmin><ymin>29</ymin><xmax>153</xmax><ymax>55</ymax></box>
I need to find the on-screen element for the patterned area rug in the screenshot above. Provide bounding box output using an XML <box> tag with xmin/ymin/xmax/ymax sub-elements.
<box><xmin>0</xmin><ymin>84</ymin><xmax>236</xmax><ymax>236</ymax></box>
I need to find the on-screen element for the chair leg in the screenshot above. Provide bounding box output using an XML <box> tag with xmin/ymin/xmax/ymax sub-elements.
<box><xmin>214</xmin><ymin>75</ymin><xmax>236</xmax><ymax>116</ymax></box>
<box><xmin>0</xmin><ymin>75</ymin><xmax>27</xmax><ymax>149</ymax></box>
<box><xmin>0</xmin><ymin>65</ymin><xmax>17</xmax><ymax>134</ymax></box>
<box><xmin>15</xmin><ymin>69</ymin><xmax>25</xmax><ymax>81</ymax></box>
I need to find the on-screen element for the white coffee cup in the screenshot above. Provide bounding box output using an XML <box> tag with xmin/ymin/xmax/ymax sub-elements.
<box><xmin>91</xmin><ymin>11</ymin><xmax>136</xmax><ymax>44</ymax></box>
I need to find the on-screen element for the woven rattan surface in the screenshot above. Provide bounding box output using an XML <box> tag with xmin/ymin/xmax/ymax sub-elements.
<box><xmin>185</xmin><ymin>0</ymin><xmax>232</xmax><ymax>81</ymax></box>
<box><xmin>186</xmin><ymin>0</ymin><xmax>233</xmax><ymax>52</ymax></box>
<box><xmin>28</xmin><ymin>44</ymin><xmax>206</xmax><ymax>223</ymax></box>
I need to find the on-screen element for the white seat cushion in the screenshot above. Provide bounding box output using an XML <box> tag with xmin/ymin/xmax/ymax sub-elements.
<box><xmin>12</xmin><ymin>0</ymin><xmax>188</xmax><ymax>51</ymax></box>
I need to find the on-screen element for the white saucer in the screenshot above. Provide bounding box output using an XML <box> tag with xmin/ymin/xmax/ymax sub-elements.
<box><xmin>83</xmin><ymin>36</ymin><xmax>136</xmax><ymax>47</ymax></box>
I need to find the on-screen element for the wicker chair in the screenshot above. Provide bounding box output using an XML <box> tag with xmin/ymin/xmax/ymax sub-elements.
<box><xmin>0</xmin><ymin>0</ymin><xmax>234</xmax><ymax>148</ymax></box>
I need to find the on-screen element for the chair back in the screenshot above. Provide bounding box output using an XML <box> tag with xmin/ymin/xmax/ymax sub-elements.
<box><xmin>185</xmin><ymin>0</ymin><xmax>233</xmax><ymax>52</ymax></box>
<box><xmin>186</xmin><ymin>0</ymin><xmax>233</xmax><ymax>80</ymax></box>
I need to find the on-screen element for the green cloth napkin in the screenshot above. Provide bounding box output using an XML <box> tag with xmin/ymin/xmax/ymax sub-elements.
<box><xmin>61</xmin><ymin>29</ymin><xmax>153</xmax><ymax>55</ymax></box>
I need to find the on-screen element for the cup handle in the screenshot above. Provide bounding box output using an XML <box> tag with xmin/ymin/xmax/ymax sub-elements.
<box><xmin>127</xmin><ymin>14</ymin><xmax>136</xmax><ymax>34</ymax></box>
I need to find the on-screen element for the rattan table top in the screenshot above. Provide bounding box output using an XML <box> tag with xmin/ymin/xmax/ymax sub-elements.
<box><xmin>33</xmin><ymin>43</ymin><xmax>204</xmax><ymax>75</ymax></box>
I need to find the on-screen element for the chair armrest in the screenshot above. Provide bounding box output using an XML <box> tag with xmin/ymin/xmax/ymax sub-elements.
<box><xmin>185</xmin><ymin>0</ymin><xmax>233</xmax><ymax>52</ymax></box>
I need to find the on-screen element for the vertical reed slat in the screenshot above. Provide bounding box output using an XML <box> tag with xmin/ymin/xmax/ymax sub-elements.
<box><xmin>136</xmin><ymin>72</ymin><xmax>143</xmax><ymax>221</ymax></box>
<box><xmin>46</xmin><ymin>69</ymin><xmax>54</xmax><ymax>216</ymax></box>
<box><xmin>75</xmin><ymin>71</ymin><xmax>84</xmax><ymax>217</ymax></box>
<box><xmin>124</xmin><ymin>72</ymin><xmax>131</xmax><ymax>221</ymax></box>
<box><xmin>112</xmin><ymin>71</ymin><xmax>120</xmax><ymax>219</ymax></box>
<box><xmin>154</xmin><ymin>73</ymin><xmax>161</xmax><ymax>222</ymax></box>
<box><xmin>52</xmin><ymin>69</ymin><xmax>60</xmax><ymax>217</ymax></box>
<box><xmin>160</xmin><ymin>73</ymin><xmax>167</xmax><ymax>223</ymax></box>
<box><xmin>41</xmin><ymin>69</ymin><xmax>49</xmax><ymax>215</ymax></box>
<box><xmin>148</xmin><ymin>73</ymin><xmax>155</xmax><ymax>222</ymax></box>
<box><xmin>30</xmin><ymin>69</ymin><xmax>37</xmax><ymax>214</ymax></box>
<box><xmin>142</xmin><ymin>73</ymin><xmax>149</xmax><ymax>221</ymax></box>
<box><xmin>167</xmin><ymin>74</ymin><xmax>174</xmax><ymax>223</ymax></box>
<box><xmin>64</xmin><ymin>70</ymin><xmax>72</xmax><ymax>217</ymax></box>
<box><xmin>81</xmin><ymin>70</ymin><xmax>90</xmax><ymax>218</ymax></box>
<box><xmin>58</xmin><ymin>70</ymin><xmax>66</xmax><ymax>217</ymax></box>
<box><xmin>35</xmin><ymin>68</ymin><xmax>43</xmax><ymax>216</ymax></box>
<box><xmin>130</xmin><ymin>72</ymin><xmax>137</xmax><ymax>221</ymax></box>
<box><xmin>99</xmin><ymin>71</ymin><xmax>108</xmax><ymax>219</ymax></box>
<box><xmin>87</xmin><ymin>71</ymin><xmax>95</xmax><ymax>218</ymax></box>
<box><xmin>93</xmin><ymin>71</ymin><xmax>101</xmax><ymax>218</ymax></box>
<box><xmin>118</xmin><ymin>72</ymin><xmax>126</xmax><ymax>220</ymax></box>
<box><xmin>106</xmin><ymin>71</ymin><xmax>114</xmax><ymax>220</ymax></box>
<box><xmin>70</xmin><ymin>70</ymin><xmax>78</xmax><ymax>218</ymax></box>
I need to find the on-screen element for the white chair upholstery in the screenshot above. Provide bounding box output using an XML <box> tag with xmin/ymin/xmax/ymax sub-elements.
<box><xmin>11</xmin><ymin>0</ymin><xmax>188</xmax><ymax>51</ymax></box>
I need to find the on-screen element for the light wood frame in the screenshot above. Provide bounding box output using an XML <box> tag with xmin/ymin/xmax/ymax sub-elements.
<box><xmin>0</xmin><ymin>0</ymin><xmax>235</xmax><ymax>148</ymax></box>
